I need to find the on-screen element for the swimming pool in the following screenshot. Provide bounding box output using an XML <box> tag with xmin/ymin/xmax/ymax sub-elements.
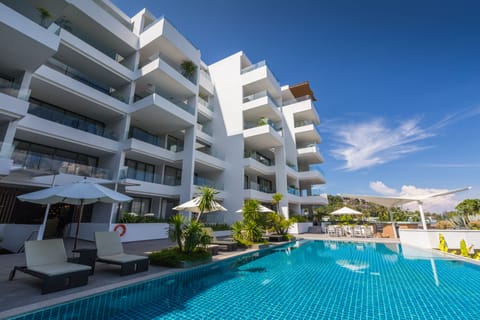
<box><xmin>10</xmin><ymin>240</ymin><xmax>480</xmax><ymax>319</ymax></box>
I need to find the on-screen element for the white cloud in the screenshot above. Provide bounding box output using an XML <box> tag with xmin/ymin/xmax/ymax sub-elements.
<box><xmin>326</xmin><ymin>106</ymin><xmax>480</xmax><ymax>172</ymax></box>
<box><xmin>329</xmin><ymin>118</ymin><xmax>433</xmax><ymax>171</ymax></box>
<box><xmin>369</xmin><ymin>181</ymin><xmax>397</xmax><ymax>195</ymax></box>
<box><xmin>369</xmin><ymin>181</ymin><xmax>469</xmax><ymax>213</ymax></box>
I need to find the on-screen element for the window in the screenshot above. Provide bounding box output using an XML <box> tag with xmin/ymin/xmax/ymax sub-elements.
<box><xmin>125</xmin><ymin>159</ymin><xmax>155</xmax><ymax>183</ymax></box>
<box><xmin>258</xmin><ymin>177</ymin><xmax>274</xmax><ymax>193</ymax></box>
<box><xmin>164</xmin><ymin>165</ymin><xmax>182</xmax><ymax>186</ymax></box>
<box><xmin>126</xmin><ymin>197</ymin><xmax>151</xmax><ymax>215</ymax></box>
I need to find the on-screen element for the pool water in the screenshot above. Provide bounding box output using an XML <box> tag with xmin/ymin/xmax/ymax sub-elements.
<box><xmin>12</xmin><ymin>240</ymin><xmax>480</xmax><ymax>320</ymax></box>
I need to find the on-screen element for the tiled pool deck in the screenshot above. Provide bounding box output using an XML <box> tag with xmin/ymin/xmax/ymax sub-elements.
<box><xmin>0</xmin><ymin>234</ymin><xmax>400</xmax><ymax>319</ymax></box>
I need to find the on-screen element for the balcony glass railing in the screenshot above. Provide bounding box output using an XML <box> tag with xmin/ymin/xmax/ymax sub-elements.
<box><xmin>288</xmin><ymin>187</ymin><xmax>301</xmax><ymax>196</ymax></box>
<box><xmin>244</xmin><ymin>151</ymin><xmax>274</xmax><ymax>166</ymax></box>
<box><xmin>294</xmin><ymin>120</ymin><xmax>315</xmax><ymax>127</ymax></box>
<box><xmin>199</xmin><ymin>69</ymin><xmax>212</xmax><ymax>81</ymax></box>
<box><xmin>45</xmin><ymin>59</ymin><xmax>127</xmax><ymax>103</ymax></box>
<box><xmin>244</xmin><ymin>181</ymin><xmax>275</xmax><ymax>193</ymax></box>
<box><xmin>129</xmin><ymin>129</ymin><xmax>184</xmax><ymax>152</ymax></box>
<box><xmin>29</xmin><ymin>100</ymin><xmax>118</xmax><ymax>140</ymax></box>
<box><xmin>242</xmin><ymin>90</ymin><xmax>280</xmax><ymax>108</ymax></box>
<box><xmin>300</xmin><ymin>188</ymin><xmax>324</xmax><ymax>197</ymax></box>
<box><xmin>134</xmin><ymin>89</ymin><xmax>195</xmax><ymax>115</ymax></box>
<box><xmin>197</xmin><ymin>97</ymin><xmax>214</xmax><ymax>111</ymax></box>
<box><xmin>241</xmin><ymin>60</ymin><xmax>266</xmax><ymax>74</ymax></box>
<box><xmin>197</xmin><ymin>123</ymin><xmax>212</xmax><ymax>136</ymax></box>
<box><xmin>163</xmin><ymin>175</ymin><xmax>182</xmax><ymax>186</ymax></box>
<box><xmin>0</xmin><ymin>75</ymin><xmax>30</xmax><ymax>101</ymax></box>
<box><xmin>194</xmin><ymin>176</ymin><xmax>224</xmax><ymax>190</ymax></box>
<box><xmin>244</xmin><ymin>119</ymin><xmax>282</xmax><ymax>131</ymax></box>
<box><xmin>286</xmin><ymin>162</ymin><xmax>298</xmax><ymax>171</ymax></box>
<box><xmin>126</xmin><ymin>168</ymin><xmax>162</xmax><ymax>184</ymax></box>
<box><xmin>283</xmin><ymin>94</ymin><xmax>312</xmax><ymax>106</ymax></box>
<box><xmin>11</xmin><ymin>153</ymin><xmax>110</xmax><ymax>179</ymax></box>
<box><xmin>196</xmin><ymin>148</ymin><xmax>225</xmax><ymax>160</ymax></box>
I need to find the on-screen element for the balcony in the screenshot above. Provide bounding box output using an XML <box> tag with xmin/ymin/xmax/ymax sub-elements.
<box><xmin>28</xmin><ymin>99</ymin><xmax>118</xmax><ymax>141</ymax></box>
<box><xmin>194</xmin><ymin>176</ymin><xmax>224</xmax><ymax>190</ymax></box>
<box><xmin>197</xmin><ymin>98</ymin><xmax>214</xmax><ymax>120</ymax></box>
<box><xmin>34</xmin><ymin>65</ymin><xmax>129</xmax><ymax>118</ymax></box>
<box><xmin>11</xmin><ymin>153</ymin><xmax>110</xmax><ymax>180</ymax></box>
<box><xmin>297</xmin><ymin>145</ymin><xmax>324</xmax><ymax>164</ymax></box>
<box><xmin>136</xmin><ymin>57</ymin><xmax>196</xmax><ymax>101</ymax></box>
<box><xmin>130</xmin><ymin>94</ymin><xmax>195</xmax><ymax>134</ymax></box>
<box><xmin>54</xmin><ymin>26</ymin><xmax>134</xmax><ymax>84</ymax></box>
<box><xmin>196</xmin><ymin>123</ymin><xmax>213</xmax><ymax>144</ymax></box>
<box><xmin>195</xmin><ymin>150</ymin><xmax>226</xmax><ymax>171</ymax></box>
<box><xmin>243</xmin><ymin>121</ymin><xmax>283</xmax><ymax>149</ymax></box>
<box><xmin>297</xmin><ymin>169</ymin><xmax>326</xmax><ymax>185</ymax></box>
<box><xmin>0</xmin><ymin>76</ymin><xmax>29</xmax><ymax>121</ymax></box>
<box><xmin>294</xmin><ymin>121</ymin><xmax>321</xmax><ymax>145</ymax></box>
<box><xmin>241</xmin><ymin>61</ymin><xmax>281</xmax><ymax>98</ymax></box>
<box><xmin>0</xmin><ymin>3</ymin><xmax>59</xmax><ymax>72</ymax></box>
<box><xmin>283</xmin><ymin>95</ymin><xmax>320</xmax><ymax>124</ymax></box>
<box><xmin>243</xmin><ymin>90</ymin><xmax>282</xmax><ymax>123</ymax></box>
<box><xmin>243</xmin><ymin>152</ymin><xmax>275</xmax><ymax>176</ymax></box>
<box><xmin>124</xmin><ymin>179</ymin><xmax>182</xmax><ymax>197</ymax></box>
<box><xmin>199</xmin><ymin>69</ymin><xmax>214</xmax><ymax>94</ymax></box>
<box><xmin>243</xmin><ymin>181</ymin><xmax>276</xmax><ymax>202</ymax></box>
<box><xmin>139</xmin><ymin>17</ymin><xmax>200</xmax><ymax>74</ymax></box>
<box><xmin>17</xmin><ymin>114</ymin><xmax>119</xmax><ymax>154</ymax></box>
<box><xmin>124</xmin><ymin>138</ymin><xmax>182</xmax><ymax>164</ymax></box>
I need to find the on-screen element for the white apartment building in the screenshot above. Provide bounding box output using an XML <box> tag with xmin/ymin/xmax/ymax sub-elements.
<box><xmin>0</xmin><ymin>0</ymin><xmax>326</xmax><ymax>246</ymax></box>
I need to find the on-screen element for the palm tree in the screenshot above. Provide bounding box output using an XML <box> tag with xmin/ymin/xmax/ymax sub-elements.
<box><xmin>271</xmin><ymin>192</ymin><xmax>283</xmax><ymax>214</ymax></box>
<box><xmin>196</xmin><ymin>186</ymin><xmax>220</xmax><ymax>222</ymax></box>
<box><xmin>169</xmin><ymin>214</ymin><xmax>185</xmax><ymax>252</ymax></box>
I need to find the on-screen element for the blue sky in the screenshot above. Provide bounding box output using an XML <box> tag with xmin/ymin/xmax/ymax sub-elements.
<box><xmin>113</xmin><ymin>0</ymin><xmax>480</xmax><ymax>212</ymax></box>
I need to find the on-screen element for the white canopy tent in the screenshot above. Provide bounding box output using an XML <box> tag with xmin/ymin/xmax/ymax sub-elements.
<box><xmin>342</xmin><ymin>186</ymin><xmax>472</xmax><ymax>231</ymax></box>
<box><xmin>330</xmin><ymin>206</ymin><xmax>362</xmax><ymax>216</ymax></box>
<box><xmin>235</xmin><ymin>205</ymin><xmax>274</xmax><ymax>213</ymax></box>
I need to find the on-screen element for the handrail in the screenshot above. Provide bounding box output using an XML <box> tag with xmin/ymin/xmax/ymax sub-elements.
<box><xmin>17</xmin><ymin>230</ymin><xmax>38</xmax><ymax>253</ymax></box>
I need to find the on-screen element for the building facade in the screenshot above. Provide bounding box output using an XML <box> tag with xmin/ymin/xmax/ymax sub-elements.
<box><xmin>0</xmin><ymin>0</ymin><xmax>326</xmax><ymax>243</ymax></box>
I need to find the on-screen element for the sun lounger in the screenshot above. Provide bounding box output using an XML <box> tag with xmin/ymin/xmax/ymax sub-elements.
<box><xmin>94</xmin><ymin>231</ymin><xmax>149</xmax><ymax>276</ymax></box>
<box><xmin>202</xmin><ymin>227</ymin><xmax>237</xmax><ymax>251</ymax></box>
<box><xmin>8</xmin><ymin>239</ymin><xmax>91</xmax><ymax>294</ymax></box>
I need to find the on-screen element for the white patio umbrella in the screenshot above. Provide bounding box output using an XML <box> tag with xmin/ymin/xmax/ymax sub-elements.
<box><xmin>173</xmin><ymin>196</ymin><xmax>227</xmax><ymax>221</ymax></box>
<box><xmin>18</xmin><ymin>179</ymin><xmax>132</xmax><ymax>249</ymax></box>
<box><xmin>330</xmin><ymin>206</ymin><xmax>362</xmax><ymax>215</ymax></box>
<box><xmin>235</xmin><ymin>204</ymin><xmax>274</xmax><ymax>213</ymax></box>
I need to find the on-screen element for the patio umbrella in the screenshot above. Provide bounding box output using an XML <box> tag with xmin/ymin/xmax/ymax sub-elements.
<box><xmin>18</xmin><ymin>179</ymin><xmax>132</xmax><ymax>249</ymax></box>
<box><xmin>235</xmin><ymin>204</ymin><xmax>274</xmax><ymax>213</ymax></box>
<box><xmin>173</xmin><ymin>196</ymin><xmax>227</xmax><ymax>221</ymax></box>
<box><xmin>330</xmin><ymin>206</ymin><xmax>362</xmax><ymax>215</ymax></box>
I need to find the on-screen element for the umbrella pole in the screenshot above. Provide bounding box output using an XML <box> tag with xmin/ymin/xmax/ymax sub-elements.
<box><xmin>73</xmin><ymin>202</ymin><xmax>84</xmax><ymax>250</ymax></box>
<box><xmin>37</xmin><ymin>204</ymin><xmax>51</xmax><ymax>240</ymax></box>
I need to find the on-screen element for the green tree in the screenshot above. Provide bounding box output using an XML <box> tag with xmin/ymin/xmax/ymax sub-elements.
<box><xmin>169</xmin><ymin>214</ymin><xmax>185</xmax><ymax>252</ymax></box>
<box><xmin>196</xmin><ymin>186</ymin><xmax>220</xmax><ymax>222</ymax></box>
<box><xmin>456</xmin><ymin>199</ymin><xmax>480</xmax><ymax>216</ymax></box>
<box><xmin>271</xmin><ymin>192</ymin><xmax>283</xmax><ymax>214</ymax></box>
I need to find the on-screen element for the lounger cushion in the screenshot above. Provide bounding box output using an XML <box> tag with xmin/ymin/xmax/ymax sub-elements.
<box><xmin>98</xmin><ymin>253</ymin><xmax>147</xmax><ymax>263</ymax></box>
<box><xmin>95</xmin><ymin>231</ymin><xmax>124</xmax><ymax>256</ymax></box>
<box><xmin>28</xmin><ymin>262</ymin><xmax>91</xmax><ymax>276</ymax></box>
<box><xmin>25</xmin><ymin>239</ymin><xmax>67</xmax><ymax>267</ymax></box>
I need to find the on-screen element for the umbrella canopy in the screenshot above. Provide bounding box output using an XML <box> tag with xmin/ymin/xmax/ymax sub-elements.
<box><xmin>18</xmin><ymin>180</ymin><xmax>132</xmax><ymax>249</ymax></box>
<box><xmin>235</xmin><ymin>204</ymin><xmax>274</xmax><ymax>213</ymax></box>
<box><xmin>330</xmin><ymin>206</ymin><xmax>362</xmax><ymax>215</ymax></box>
<box><xmin>173</xmin><ymin>196</ymin><xmax>227</xmax><ymax>213</ymax></box>
<box><xmin>18</xmin><ymin>181</ymin><xmax>132</xmax><ymax>205</ymax></box>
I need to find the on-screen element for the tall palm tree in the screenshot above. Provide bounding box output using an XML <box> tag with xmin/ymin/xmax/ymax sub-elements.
<box><xmin>271</xmin><ymin>192</ymin><xmax>283</xmax><ymax>214</ymax></box>
<box><xmin>197</xmin><ymin>186</ymin><xmax>220</xmax><ymax>222</ymax></box>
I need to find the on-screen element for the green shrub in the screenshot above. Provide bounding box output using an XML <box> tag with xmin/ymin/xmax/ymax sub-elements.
<box><xmin>290</xmin><ymin>215</ymin><xmax>309</xmax><ymax>223</ymax></box>
<box><xmin>469</xmin><ymin>221</ymin><xmax>480</xmax><ymax>230</ymax></box>
<box><xmin>118</xmin><ymin>213</ymin><xmax>167</xmax><ymax>223</ymax></box>
<box><xmin>460</xmin><ymin>240</ymin><xmax>470</xmax><ymax>257</ymax></box>
<box><xmin>149</xmin><ymin>247</ymin><xmax>210</xmax><ymax>267</ymax></box>
<box><xmin>439</xmin><ymin>233</ymin><xmax>448</xmax><ymax>252</ymax></box>
<box><xmin>204</xmin><ymin>223</ymin><xmax>231</xmax><ymax>231</ymax></box>
<box><xmin>433</xmin><ymin>220</ymin><xmax>454</xmax><ymax>230</ymax></box>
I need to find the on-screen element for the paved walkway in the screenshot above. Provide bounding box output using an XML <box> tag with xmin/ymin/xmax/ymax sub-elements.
<box><xmin>0</xmin><ymin>234</ymin><xmax>399</xmax><ymax>319</ymax></box>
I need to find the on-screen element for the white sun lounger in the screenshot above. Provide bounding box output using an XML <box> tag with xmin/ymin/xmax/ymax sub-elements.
<box><xmin>94</xmin><ymin>231</ymin><xmax>149</xmax><ymax>276</ymax></box>
<box><xmin>9</xmin><ymin>239</ymin><xmax>91</xmax><ymax>294</ymax></box>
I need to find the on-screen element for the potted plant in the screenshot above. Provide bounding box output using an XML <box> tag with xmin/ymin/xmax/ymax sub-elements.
<box><xmin>180</xmin><ymin>60</ymin><xmax>196</xmax><ymax>80</ymax></box>
<box><xmin>37</xmin><ymin>7</ymin><xmax>52</xmax><ymax>28</ymax></box>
